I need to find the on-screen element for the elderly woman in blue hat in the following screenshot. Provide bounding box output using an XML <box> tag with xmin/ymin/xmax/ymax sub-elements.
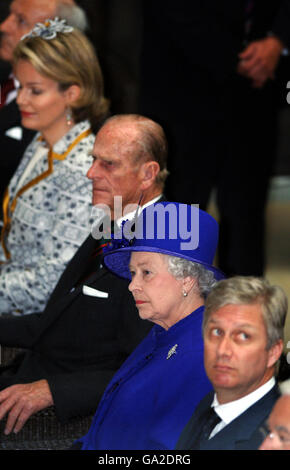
<box><xmin>74</xmin><ymin>202</ymin><xmax>224</xmax><ymax>450</ymax></box>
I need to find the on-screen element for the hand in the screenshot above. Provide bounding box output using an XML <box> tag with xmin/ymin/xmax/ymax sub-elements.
<box><xmin>237</xmin><ymin>37</ymin><xmax>284</xmax><ymax>88</ymax></box>
<box><xmin>0</xmin><ymin>380</ymin><xmax>54</xmax><ymax>434</ymax></box>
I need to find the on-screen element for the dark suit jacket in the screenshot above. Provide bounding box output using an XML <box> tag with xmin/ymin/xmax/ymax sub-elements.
<box><xmin>139</xmin><ymin>0</ymin><xmax>290</xmax><ymax>277</ymax></box>
<box><xmin>252</xmin><ymin>0</ymin><xmax>290</xmax><ymax>47</ymax></box>
<box><xmin>141</xmin><ymin>0</ymin><xmax>290</xmax><ymax>88</ymax></box>
<box><xmin>139</xmin><ymin>0</ymin><xmax>290</xmax><ymax>181</ymax></box>
<box><xmin>175</xmin><ymin>385</ymin><xmax>280</xmax><ymax>450</ymax></box>
<box><xmin>0</xmin><ymin>235</ymin><xmax>152</xmax><ymax>422</ymax></box>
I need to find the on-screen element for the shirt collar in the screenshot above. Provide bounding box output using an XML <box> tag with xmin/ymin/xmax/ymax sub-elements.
<box><xmin>212</xmin><ymin>377</ymin><xmax>276</xmax><ymax>425</ymax></box>
<box><xmin>116</xmin><ymin>194</ymin><xmax>162</xmax><ymax>228</ymax></box>
<box><xmin>90</xmin><ymin>195</ymin><xmax>162</xmax><ymax>236</ymax></box>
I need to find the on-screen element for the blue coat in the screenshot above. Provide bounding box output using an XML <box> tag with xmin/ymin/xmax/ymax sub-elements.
<box><xmin>76</xmin><ymin>306</ymin><xmax>212</xmax><ymax>450</ymax></box>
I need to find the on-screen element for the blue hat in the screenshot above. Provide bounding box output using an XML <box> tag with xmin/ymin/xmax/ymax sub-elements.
<box><xmin>103</xmin><ymin>202</ymin><xmax>224</xmax><ymax>280</ymax></box>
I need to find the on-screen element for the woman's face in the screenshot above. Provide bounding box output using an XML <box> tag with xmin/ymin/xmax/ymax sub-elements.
<box><xmin>15</xmin><ymin>59</ymin><xmax>77</xmax><ymax>145</ymax></box>
<box><xmin>129</xmin><ymin>251</ymin><xmax>185</xmax><ymax>329</ymax></box>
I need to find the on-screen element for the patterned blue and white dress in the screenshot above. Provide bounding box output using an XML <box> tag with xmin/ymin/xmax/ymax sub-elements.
<box><xmin>0</xmin><ymin>120</ymin><xmax>95</xmax><ymax>315</ymax></box>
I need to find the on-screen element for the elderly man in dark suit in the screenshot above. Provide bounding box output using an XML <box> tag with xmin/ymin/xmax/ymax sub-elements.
<box><xmin>0</xmin><ymin>0</ymin><xmax>87</xmax><ymax>214</ymax></box>
<box><xmin>0</xmin><ymin>114</ymin><xmax>168</xmax><ymax>436</ymax></box>
<box><xmin>176</xmin><ymin>276</ymin><xmax>287</xmax><ymax>450</ymax></box>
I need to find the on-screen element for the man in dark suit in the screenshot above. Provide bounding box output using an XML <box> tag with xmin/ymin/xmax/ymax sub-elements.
<box><xmin>0</xmin><ymin>0</ymin><xmax>88</xmax><ymax>215</ymax></box>
<box><xmin>0</xmin><ymin>114</ymin><xmax>168</xmax><ymax>435</ymax></box>
<box><xmin>176</xmin><ymin>276</ymin><xmax>287</xmax><ymax>450</ymax></box>
<box><xmin>139</xmin><ymin>0</ymin><xmax>290</xmax><ymax>277</ymax></box>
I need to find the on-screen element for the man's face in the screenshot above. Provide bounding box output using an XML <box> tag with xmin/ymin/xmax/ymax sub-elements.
<box><xmin>87</xmin><ymin>121</ymin><xmax>148</xmax><ymax>217</ymax></box>
<box><xmin>0</xmin><ymin>0</ymin><xmax>57</xmax><ymax>63</ymax></box>
<box><xmin>259</xmin><ymin>396</ymin><xmax>290</xmax><ymax>450</ymax></box>
<box><xmin>204</xmin><ymin>303</ymin><xmax>281</xmax><ymax>403</ymax></box>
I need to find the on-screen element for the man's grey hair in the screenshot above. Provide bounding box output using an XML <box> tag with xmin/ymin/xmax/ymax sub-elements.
<box><xmin>202</xmin><ymin>276</ymin><xmax>288</xmax><ymax>349</ymax></box>
<box><xmin>56</xmin><ymin>3</ymin><xmax>88</xmax><ymax>32</ymax></box>
<box><xmin>102</xmin><ymin>114</ymin><xmax>169</xmax><ymax>189</ymax></box>
<box><xmin>165</xmin><ymin>255</ymin><xmax>216</xmax><ymax>299</ymax></box>
<box><xmin>279</xmin><ymin>379</ymin><xmax>290</xmax><ymax>396</ymax></box>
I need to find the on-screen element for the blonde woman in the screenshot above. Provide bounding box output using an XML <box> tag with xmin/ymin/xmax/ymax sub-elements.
<box><xmin>0</xmin><ymin>18</ymin><xmax>109</xmax><ymax>315</ymax></box>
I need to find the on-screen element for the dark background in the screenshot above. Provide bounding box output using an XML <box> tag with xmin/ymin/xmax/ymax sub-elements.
<box><xmin>0</xmin><ymin>0</ymin><xmax>289</xmax><ymax>175</ymax></box>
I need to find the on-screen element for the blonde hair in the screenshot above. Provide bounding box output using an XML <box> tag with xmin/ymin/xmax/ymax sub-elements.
<box><xmin>13</xmin><ymin>28</ymin><xmax>109</xmax><ymax>131</ymax></box>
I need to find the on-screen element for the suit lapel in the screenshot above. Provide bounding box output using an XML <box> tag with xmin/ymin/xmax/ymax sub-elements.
<box><xmin>32</xmin><ymin>257</ymin><xmax>110</xmax><ymax>343</ymax></box>
<box><xmin>177</xmin><ymin>392</ymin><xmax>214</xmax><ymax>449</ymax></box>
<box><xmin>34</xmin><ymin>200</ymin><xmax>165</xmax><ymax>342</ymax></box>
<box><xmin>46</xmin><ymin>235</ymin><xmax>100</xmax><ymax>305</ymax></box>
<box><xmin>202</xmin><ymin>386</ymin><xmax>280</xmax><ymax>450</ymax></box>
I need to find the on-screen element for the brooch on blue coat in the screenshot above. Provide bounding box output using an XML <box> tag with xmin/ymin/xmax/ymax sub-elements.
<box><xmin>166</xmin><ymin>344</ymin><xmax>178</xmax><ymax>360</ymax></box>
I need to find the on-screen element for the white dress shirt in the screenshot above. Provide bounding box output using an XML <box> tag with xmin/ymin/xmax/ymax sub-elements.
<box><xmin>209</xmin><ymin>377</ymin><xmax>276</xmax><ymax>439</ymax></box>
<box><xmin>117</xmin><ymin>194</ymin><xmax>162</xmax><ymax>227</ymax></box>
<box><xmin>91</xmin><ymin>194</ymin><xmax>163</xmax><ymax>241</ymax></box>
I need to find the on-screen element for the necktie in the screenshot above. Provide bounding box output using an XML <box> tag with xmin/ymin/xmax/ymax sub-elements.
<box><xmin>0</xmin><ymin>77</ymin><xmax>15</xmax><ymax>108</ymax></box>
<box><xmin>190</xmin><ymin>407</ymin><xmax>222</xmax><ymax>449</ymax></box>
<box><xmin>200</xmin><ymin>407</ymin><xmax>222</xmax><ymax>440</ymax></box>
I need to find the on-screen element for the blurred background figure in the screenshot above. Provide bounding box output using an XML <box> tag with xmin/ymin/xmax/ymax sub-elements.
<box><xmin>138</xmin><ymin>0</ymin><xmax>290</xmax><ymax>278</ymax></box>
<box><xmin>259</xmin><ymin>379</ymin><xmax>290</xmax><ymax>450</ymax></box>
<box><xmin>76</xmin><ymin>0</ymin><xmax>143</xmax><ymax>115</ymax></box>
<box><xmin>0</xmin><ymin>18</ymin><xmax>109</xmax><ymax>315</ymax></box>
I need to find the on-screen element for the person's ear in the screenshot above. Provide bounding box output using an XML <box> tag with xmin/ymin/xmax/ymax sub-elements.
<box><xmin>139</xmin><ymin>161</ymin><xmax>160</xmax><ymax>190</ymax></box>
<box><xmin>182</xmin><ymin>276</ymin><xmax>196</xmax><ymax>296</ymax></box>
<box><xmin>267</xmin><ymin>339</ymin><xmax>283</xmax><ymax>369</ymax></box>
<box><xmin>64</xmin><ymin>84</ymin><xmax>81</xmax><ymax>106</ymax></box>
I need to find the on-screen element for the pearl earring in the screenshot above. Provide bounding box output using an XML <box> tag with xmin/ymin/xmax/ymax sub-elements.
<box><xmin>183</xmin><ymin>291</ymin><xmax>188</xmax><ymax>297</ymax></box>
<box><xmin>66</xmin><ymin>107</ymin><xmax>73</xmax><ymax>126</ymax></box>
